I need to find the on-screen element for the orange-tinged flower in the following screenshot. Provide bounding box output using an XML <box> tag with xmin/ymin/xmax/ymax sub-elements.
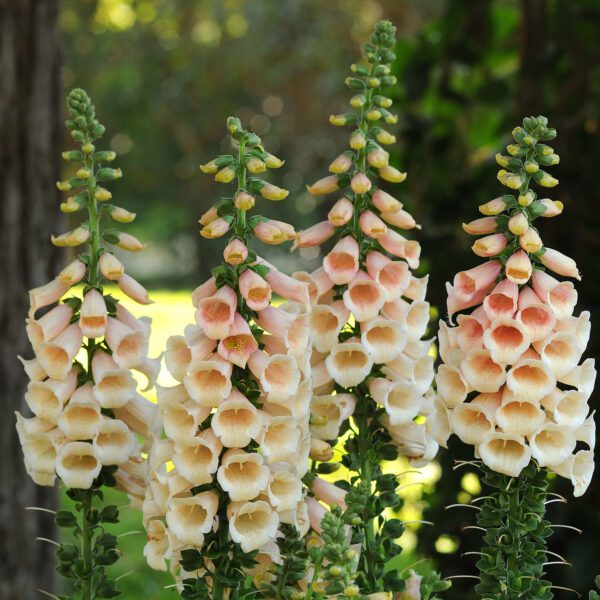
<box><xmin>217</xmin><ymin>313</ymin><xmax>259</xmax><ymax>368</ymax></box>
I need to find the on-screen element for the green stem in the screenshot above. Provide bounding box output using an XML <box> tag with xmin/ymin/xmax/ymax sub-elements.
<box><xmin>80</xmin><ymin>489</ymin><xmax>94</xmax><ymax>600</ymax></box>
<box><xmin>235</xmin><ymin>137</ymin><xmax>247</xmax><ymax>240</ymax></box>
<box><xmin>305</xmin><ymin>553</ymin><xmax>324</xmax><ymax>600</ymax></box>
<box><xmin>85</xmin><ymin>151</ymin><xmax>100</xmax><ymax>286</ymax></box>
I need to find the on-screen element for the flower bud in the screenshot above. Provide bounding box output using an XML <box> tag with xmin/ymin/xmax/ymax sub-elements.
<box><xmin>497</xmin><ymin>169</ymin><xmax>523</xmax><ymax>190</ymax></box>
<box><xmin>479</xmin><ymin>197</ymin><xmax>508</xmax><ymax>215</ymax></box>
<box><xmin>254</xmin><ymin>221</ymin><xmax>288</xmax><ymax>245</ymax></box>
<box><xmin>264</xmin><ymin>153</ymin><xmax>284</xmax><ymax>168</ymax></box>
<box><xmin>199</xmin><ymin>206</ymin><xmax>219</xmax><ymax>226</ymax></box>
<box><xmin>94</xmin><ymin>187</ymin><xmax>112</xmax><ymax>202</ymax></box>
<box><xmin>328</xmin><ymin>197</ymin><xmax>354</xmax><ymax>226</ymax></box>
<box><xmin>462</xmin><ymin>217</ymin><xmax>498</xmax><ymax>235</ymax></box>
<box><xmin>200</xmin><ymin>217</ymin><xmax>230</xmax><ymax>239</ymax></box>
<box><xmin>246</xmin><ymin>157</ymin><xmax>266</xmax><ymax>173</ymax></box>
<box><xmin>508</xmin><ymin>212</ymin><xmax>529</xmax><ymax>235</ymax></box>
<box><xmin>108</xmin><ymin>206</ymin><xmax>136</xmax><ymax>223</ymax></box>
<box><xmin>60</xmin><ymin>196</ymin><xmax>84</xmax><ymax>213</ymax></box>
<box><xmin>223</xmin><ymin>239</ymin><xmax>248</xmax><ymax>265</ymax></box>
<box><xmin>540</xmin><ymin>248</ymin><xmax>581</xmax><ymax>280</ymax></box>
<box><xmin>51</xmin><ymin>226</ymin><xmax>90</xmax><ymax>247</ymax></box>
<box><xmin>76</xmin><ymin>168</ymin><xmax>91</xmax><ymax>179</ymax></box>
<box><xmin>235</xmin><ymin>190</ymin><xmax>255</xmax><ymax>209</ymax></box>
<box><xmin>99</xmin><ymin>253</ymin><xmax>125</xmax><ymax>280</ymax></box>
<box><xmin>375</xmin><ymin>129</ymin><xmax>396</xmax><ymax>145</ymax></box>
<box><xmin>58</xmin><ymin>259</ymin><xmax>87</xmax><ymax>286</ymax></box>
<box><xmin>518</xmin><ymin>190</ymin><xmax>535</xmax><ymax>206</ymax></box>
<box><xmin>367</xmin><ymin>147</ymin><xmax>389</xmax><ymax>168</ymax></box>
<box><xmin>505</xmin><ymin>249</ymin><xmax>532</xmax><ymax>284</ymax></box>
<box><xmin>260</xmin><ymin>183</ymin><xmax>289</xmax><ymax>201</ymax></box>
<box><xmin>307</xmin><ymin>175</ymin><xmax>340</xmax><ymax>196</ymax></box>
<box><xmin>82</xmin><ymin>143</ymin><xmax>95</xmax><ymax>154</ymax></box>
<box><xmin>519</xmin><ymin>228</ymin><xmax>543</xmax><ymax>253</ymax></box>
<box><xmin>538</xmin><ymin>198</ymin><xmax>563</xmax><ymax>217</ymax></box>
<box><xmin>350</xmin><ymin>172</ymin><xmax>372</xmax><ymax>194</ymax></box>
<box><xmin>199</xmin><ymin>158</ymin><xmax>219</xmax><ymax>173</ymax></box>
<box><xmin>329</xmin><ymin>153</ymin><xmax>353</xmax><ymax>174</ymax></box>
<box><xmin>535</xmin><ymin>171</ymin><xmax>559</xmax><ymax>187</ymax></box>
<box><xmin>329</xmin><ymin>114</ymin><xmax>348</xmax><ymax>126</ymax></box>
<box><xmin>349</xmin><ymin>131</ymin><xmax>366</xmax><ymax>150</ymax></box>
<box><xmin>215</xmin><ymin>166</ymin><xmax>236</xmax><ymax>183</ymax></box>
<box><xmin>379</xmin><ymin>165</ymin><xmax>406</xmax><ymax>183</ymax></box>
<box><xmin>116</xmin><ymin>232</ymin><xmax>146</xmax><ymax>252</ymax></box>
<box><xmin>372</xmin><ymin>189</ymin><xmax>402</xmax><ymax>213</ymax></box>
<box><xmin>471</xmin><ymin>233</ymin><xmax>507</xmax><ymax>257</ymax></box>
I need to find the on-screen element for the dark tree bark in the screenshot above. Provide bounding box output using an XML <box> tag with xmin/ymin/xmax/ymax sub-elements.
<box><xmin>0</xmin><ymin>1</ymin><xmax>62</xmax><ymax>597</ymax></box>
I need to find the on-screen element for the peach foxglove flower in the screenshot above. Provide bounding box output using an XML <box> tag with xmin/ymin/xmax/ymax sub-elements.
<box><xmin>228</xmin><ymin>500</ymin><xmax>279</xmax><ymax>553</ymax></box>
<box><xmin>166</xmin><ymin>492</ymin><xmax>219</xmax><ymax>546</ymax></box>
<box><xmin>56</xmin><ymin>441</ymin><xmax>102</xmax><ymax>489</ymax></box>
<box><xmin>239</xmin><ymin>269</ymin><xmax>271</xmax><ymax>312</ymax></box>
<box><xmin>325</xmin><ymin>340</ymin><xmax>373</xmax><ymax>387</ymax></box>
<box><xmin>371</xmin><ymin>189</ymin><xmax>402</xmax><ymax>213</ymax></box>
<box><xmin>531</xmin><ymin>269</ymin><xmax>577</xmax><ymax>319</ymax></box>
<box><xmin>212</xmin><ymin>390</ymin><xmax>262</xmax><ymax>447</ymax></box>
<box><xmin>359</xmin><ymin>210</ymin><xmax>387</xmax><ymax>238</ymax></box>
<box><xmin>223</xmin><ymin>239</ymin><xmax>248</xmax><ymax>265</ymax></box>
<box><xmin>217</xmin><ymin>449</ymin><xmax>270</xmax><ymax>501</ymax></box>
<box><xmin>117</xmin><ymin>274</ymin><xmax>152</xmax><ymax>305</ymax></box>
<box><xmin>57</xmin><ymin>383</ymin><xmax>102</xmax><ymax>440</ymax></box>
<box><xmin>195</xmin><ymin>284</ymin><xmax>237</xmax><ymax>340</ymax></box>
<box><xmin>172</xmin><ymin>429</ymin><xmax>222</xmax><ymax>485</ymax></box>
<box><xmin>294</xmin><ymin>221</ymin><xmax>336</xmax><ymax>249</ymax></box>
<box><xmin>51</xmin><ymin>226</ymin><xmax>90</xmax><ymax>247</ymax></box>
<box><xmin>183</xmin><ymin>358</ymin><xmax>232</xmax><ymax>407</ymax></box>
<box><xmin>28</xmin><ymin>278</ymin><xmax>70</xmax><ymax>318</ymax></box>
<box><xmin>380</xmin><ymin>208</ymin><xmax>419</xmax><ymax>230</ymax></box>
<box><xmin>259</xmin><ymin>416</ymin><xmax>301</xmax><ymax>463</ymax></box>
<box><xmin>471</xmin><ymin>233</ymin><xmax>508</xmax><ymax>257</ymax></box>
<box><xmin>26</xmin><ymin>304</ymin><xmax>73</xmax><ymax>351</ymax></box>
<box><xmin>505</xmin><ymin>249</ymin><xmax>532</xmax><ymax>284</ymax></box>
<box><xmin>350</xmin><ymin>171</ymin><xmax>372</xmax><ymax>194</ymax></box>
<box><xmin>93</xmin><ymin>417</ymin><xmax>136</xmax><ymax>465</ymax></box>
<box><xmin>478</xmin><ymin>432</ymin><xmax>532</xmax><ymax>477</ymax></box>
<box><xmin>79</xmin><ymin>289</ymin><xmax>108</xmax><ymax>338</ymax></box>
<box><xmin>551</xmin><ymin>450</ymin><xmax>594</xmax><ymax>497</ymax></box>
<box><xmin>540</xmin><ymin>247</ymin><xmax>581</xmax><ymax>280</ymax></box>
<box><xmin>218</xmin><ymin>313</ymin><xmax>259</xmax><ymax>368</ymax></box>
<box><xmin>116</xmin><ymin>231</ymin><xmax>146</xmax><ymax>251</ymax></box>
<box><xmin>328</xmin><ymin>197</ymin><xmax>354</xmax><ymax>226</ymax></box>
<box><xmin>323</xmin><ymin>236</ymin><xmax>359</xmax><ymax>285</ymax></box>
<box><xmin>25</xmin><ymin>368</ymin><xmax>78</xmax><ymax>422</ymax></box>
<box><xmin>307</xmin><ymin>175</ymin><xmax>340</xmax><ymax>195</ymax></box>
<box><xmin>360</xmin><ymin>318</ymin><xmax>407</xmax><ymax>363</ymax></box>
<box><xmin>98</xmin><ymin>252</ymin><xmax>125</xmax><ymax>280</ymax></box>
<box><xmin>58</xmin><ymin>259</ymin><xmax>87</xmax><ymax>286</ymax></box>
<box><xmin>462</xmin><ymin>217</ymin><xmax>498</xmax><ymax>235</ymax></box>
<box><xmin>329</xmin><ymin>152</ymin><xmax>353</xmax><ymax>174</ymax></box>
<box><xmin>259</xmin><ymin>182</ymin><xmax>289</xmax><ymax>201</ymax></box>
<box><xmin>105</xmin><ymin>317</ymin><xmax>148</xmax><ymax>369</ymax></box>
<box><xmin>37</xmin><ymin>323</ymin><xmax>83</xmax><ymax>381</ymax></box>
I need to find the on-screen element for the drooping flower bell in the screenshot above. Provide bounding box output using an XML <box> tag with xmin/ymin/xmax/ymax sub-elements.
<box><xmin>142</xmin><ymin>117</ymin><xmax>311</xmax><ymax>596</ymax></box>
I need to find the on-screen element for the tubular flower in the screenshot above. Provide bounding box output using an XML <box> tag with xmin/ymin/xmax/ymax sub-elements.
<box><xmin>298</xmin><ymin>20</ymin><xmax>438</xmax><ymax>597</ymax></box>
<box><xmin>142</xmin><ymin>117</ymin><xmax>310</xmax><ymax>595</ymax></box>
<box><xmin>436</xmin><ymin>117</ymin><xmax>595</xmax><ymax>598</ymax></box>
<box><xmin>16</xmin><ymin>90</ymin><xmax>157</xmax><ymax>596</ymax></box>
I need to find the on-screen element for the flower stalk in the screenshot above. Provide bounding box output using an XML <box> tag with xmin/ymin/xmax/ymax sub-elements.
<box><xmin>19</xmin><ymin>88</ymin><xmax>158</xmax><ymax>599</ymax></box>
<box><xmin>437</xmin><ymin>115</ymin><xmax>596</xmax><ymax>599</ymax></box>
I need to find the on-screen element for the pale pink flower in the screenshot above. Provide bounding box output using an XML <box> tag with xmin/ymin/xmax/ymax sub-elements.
<box><xmin>116</xmin><ymin>232</ymin><xmax>146</xmax><ymax>251</ymax></box>
<box><xmin>359</xmin><ymin>210</ymin><xmax>387</xmax><ymax>239</ymax></box>
<box><xmin>37</xmin><ymin>323</ymin><xmax>83</xmax><ymax>381</ymax></box>
<box><xmin>217</xmin><ymin>313</ymin><xmax>259</xmax><ymax>368</ymax></box>
<box><xmin>26</xmin><ymin>304</ymin><xmax>73</xmax><ymax>351</ymax></box>
<box><xmin>327</xmin><ymin>197</ymin><xmax>354</xmax><ymax>226</ymax></box>
<box><xmin>506</xmin><ymin>358</ymin><xmax>556</xmax><ymax>402</ymax></box>
<box><xmin>79</xmin><ymin>289</ymin><xmax>108</xmax><ymax>338</ymax></box>
<box><xmin>200</xmin><ymin>217</ymin><xmax>230</xmax><ymax>239</ymax></box>
<box><xmin>452</xmin><ymin>261</ymin><xmax>502</xmax><ymax>302</ymax></box>
<box><xmin>311</xmin><ymin>478</ymin><xmax>347</xmax><ymax>510</ymax></box>
<box><xmin>323</xmin><ymin>236</ymin><xmax>359</xmax><ymax>285</ymax></box>
<box><xmin>223</xmin><ymin>239</ymin><xmax>248</xmax><ymax>265</ymax></box>
<box><xmin>371</xmin><ymin>189</ymin><xmax>402</xmax><ymax>213</ymax></box>
<box><xmin>105</xmin><ymin>317</ymin><xmax>149</xmax><ymax>369</ymax></box>
<box><xmin>191</xmin><ymin>276</ymin><xmax>218</xmax><ymax>308</ymax></box>
<box><xmin>98</xmin><ymin>253</ymin><xmax>125</xmax><ymax>281</ymax></box>
<box><xmin>479</xmin><ymin>432</ymin><xmax>531</xmax><ymax>477</ymax></box>
<box><xmin>538</xmin><ymin>198</ymin><xmax>563</xmax><ymax>217</ymax></box>
<box><xmin>540</xmin><ymin>247</ymin><xmax>581</xmax><ymax>280</ymax></box>
<box><xmin>482</xmin><ymin>318</ymin><xmax>530</xmax><ymax>365</ymax></box>
<box><xmin>239</xmin><ymin>269</ymin><xmax>272</xmax><ymax>312</ymax></box>
<box><xmin>91</xmin><ymin>350</ymin><xmax>137</xmax><ymax>409</ymax></box>
<box><xmin>309</xmin><ymin>302</ymin><xmax>349</xmax><ymax>352</ymax></box>
<box><xmin>471</xmin><ymin>233</ymin><xmax>508</xmax><ymax>257</ymax></box>
<box><xmin>195</xmin><ymin>285</ymin><xmax>237</xmax><ymax>340</ymax></box>
<box><xmin>306</xmin><ymin>175</ymin><xmax>340</xmax><ymax>195</ymax></box>
<box><xmin>462</xmin><ymin>217</ymin><xmax>498</xmax><ymax>235</ymax></box>
<box><xmin>254</xmin><ymin>220</ymin><xmax>290</xmax><ymax>245</ymax></box>
<box><xmin>365</xmin><ymin>251</ymin><xmax>411</xmax><ymax>302</ymax></box>
<box><xmin>28</xmin><ymin>278</ymin><xmax>70</xmax><ymax>318</ymax></box>
<box><xmin>505</xmin><ymin>250</ymin><xmax>532</xmax><ymax>284</ymax></box>
<box><xmin>531</xmin><ymin>269</ymin><xmax>578</xmax><ymax>319</ymax></box>
<box><xmin>212</xmin><ymin>389</ymin><xmax>262</xmax><ymax>447</ymax></box>
<box><xmin>305</xmin><ymin>497</ymin><xmax>327</xmax><ymax>534</ymax></box>
<box><xmin>183</xmin><ymin>357</ymin><xmax>232</xmax><ymax>407</ymax></box>
<box><xmin>293</xmin><ymin>221</ymin><xmax>336</xmax><ymax>249</ymax></box>
<box><xmin>516</xmin><ymin>286</ymin><xmax>556</xmax><ymax>341</ymax></box>
<box><xmin>350</xmin><ymin>171</ymin><xmax>372</xmax><ymax>194</ymax></box>
<box><xmin>117</xmin><ymin>274</ymin><xmax>152</xmax><ymax>305</ymax></box>
<box><xmin>380</xmin><ymin>209</ymin><xmax>419</xmax><ymax>230</ymax></box>
<box><xmin>483</xmin><ymin>279</ymin><xmax>519</xmax><ymax>321</ymax></box>
<box><xmin>343</xmin><ymin>271</ymin><xmax>385</xmax><ymax>322</ymax></box>
<box><xmin>257</xmin><ymin>257</ymin><xmax>311</xmax><ymax>308</ymax></box>
<box><xmin>58</xmin><ymin>259</ymin><xmax>87</xmax><ymax>286</ymax></box>
<box><xmin>325</xmin><ymin>339</ymin><xmax>373</xmax><ymax>387</ymax></box>
<box><xmin>460</xmin><ymin>349</ymin><xmax>506</xmax><ymax>393</ymax></box>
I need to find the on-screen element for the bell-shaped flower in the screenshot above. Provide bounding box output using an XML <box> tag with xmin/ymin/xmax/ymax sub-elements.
<box><xmin>365</xmin><ymin>251</ymin><xmax>411</xmax><ymax>302</ymax></box>
<box><xmin>25</xmin><ymin>368</ymin><xmax>77</xmax><ymax>422</ymax></box>
<box><xmin>551</xmin><ymin>450</ymin><xmax>594</xmax><ymax>497</ymax></box>
<box><xmin>483</xmin><ymin>279</ymin><xmax>518</xmax><ymax>321</ymax></box>
<box><xmin>114</xmin><ymin>393</ymin><xmax>158</xmax><ymax>441</ymax></box>
<box><xmin>369</xmin><ymin>378</ymin><xmax>421</xmax><ymax>426</ymax></box>
<box><xmin>183</xmin><ymin>357</ymin><xmax>232</xmax><ymax>407</ymax></box>
<box><xmin>162</xmin><ymin>401</ymin><xmax>210</xmax><ymax>444</ymax></box>
<box><xmin>384</xmin><ymin>353</ymin><xmax>434</xmax><ymax>395</ymax></box>
<box><xmin>191</xmin><ymin>277</ymin><xmax>218</xmax><ymax>307</ymax></box>
<box><xmin>435</xmin><ymin>364</ymin><xmax>469</xmax><ymax>408</ymax></box>
<box><xmin>494</xmin><ymin>389</ymin><xmax>545</xmax><ymax>436</ymax></box>
<box><xmin>172</xmin><ymin>428</ymin><xmax>222</xmax><ymax>484</ymax></box>
<box><xmin>451</xmin><ymin>402</ymin><xmax>496</xmax><ymax>445</ymax></box>
<box><xmin>228</xmin><ymin>500</ymin><xmax>279</xmax><ymax>553</ymax></box>
<box><xmin>310</xmin><ymin>393</ymin><xmax>356</xmax><ymax>441</ymax></box>
<box><xmin>268</xmin><ymin>469</ymin><xmax>303</xmax><ymax>512</ymax></box>
<box><xmin>91</xmin><ymin>350</ymin><xmax>137</xmax><ymax>409</ymax></box>
<box><xmin>384</xmin><ymin>420</ymin><xmax>438</xmax><ymax>467</ymax></box>
<box><xmin>57</xmin><ymin>383</ymin><xmax>102</xmax><ymax>440</ymax></box>
<box><xmin>239</xmin><ymin>269</ymin><xmax>271</xmax><ymax>312</ymax></box>
<box><xmin>258</xmin><ymin>259</ymin><xmax>311</xmax><ymax>308</ymax></box>
<box><xmin>540</xmin><ymin>248</ymin><xmax>581</xmax><ymax>280</ymax></box>
<box><xmin>404</xmin><ymin>274</ymin><xmax>430</xmax><ymax>302</ymax></box>
<box><xmin>535</xmin><ymin>332</ymin><xmax>583</xmax><ymax>378</ymax></box>
<box><xmin>529</xmin><ymin>423</ymin><xmax>576</xmax><ymax>467</ymax></box>
<box><xmin>259</xmin><ymin>416</ymin><xmax>301</xmax><ymax>464</ymax></box>
<box><xmin>455</xmin><ymin>311</ymin><xmax>487</xmax><ymax>352</ymax></box>
<box><xmin>544</xmin><ymin>390</ymin><xmax>589</xmax><ymax>428</ymax></box>
<box><xmin>105</xmin><ymin>317</ymin><xmax>148</xmax><ymax>369</ymax></box>
<box><xmin>223</xmin><ymin>238</ymin><xmax>248</xmax><ymax>265</ymax></box>
<box><xmin>311</xmin><ymin>477</ymin><xmax>347</xmax><ymax>510</ymax></box>
<box><xmin>93</xmin><ymin>417</ymin><xmax>136</xmax><ymax>465</ymax></box>
<box><xmin>478</xmin><ymin>432</ymin><xmax>531</xmax><ymax>477</ymax></box>
<box><xmin>559</xmin><ymin>358</ymin><xmax>596</xmax><ymax>400</ymax></box>
<box><xmin>212</xmin><ymin>390</ymin><xmax>262</xmax><ymax>448</ymax></box>
<box><xmin>217</xmin><ymin>449</ymin><xmax>270</xmax><ymax>501</ymax></box>
<box><xmin>515</xmin><ymin>286</ymin><xmax>556</xmax><ymax>342</ymax></box>
<box><xmin>343</xmin><ymin>271</ymin><xmax>385</xmax><ymax>322</ymax></box>
<box><xmin>554</xmin><ymin>311</ymin><xmax>591</xmax><ymax>348</ymax></box>
<box><xmin>359</xmin><ymin>210</ymin><xmax>387</xmax><ymax>238</ymax></box>
<box><xmin>471</xmin><ymin>233</ymin><xmax>508</xmax><ymax>257</ymax></box>
<box><xmin>217</xmin><ymin>313</ymin><xmax>259</xmax><ymax>368</ymax></box>
<box><xmin>294</xmin><ymin>221</ymin><xmax>336</xmax><ymax>249</ymax></box>
<box><xmin>460</xmin><ymin>349</ymin><xmax>506</xmax><ymax>393</ymax></box>
<box><xmin>36</xmin><ymin>323</ymin><xmax>83</xmax><ymax>381</ymax></box>
<box><xmin>26</xmin><ymin>304</ymin><xmax>73</xmax><ymax>351</ymax></box>
<box><xmin>56</xmin><ymin>441</ymin><xmax>102</xmax><ymax>489</ymax></box>
<box><xmin>482</xmin><ymin>318</ymin><xmax>530</xmax><ymax>366</ymax></box>
<box><xmin>371</xmin><ymin>188</ymin><xmax>402</xmax><ymax>213</ymax></box>
<box><xmin>143</xmin><ymin>519</ymin><xmax>170</xmax><ymax>572</ymax></box>
<box><xmin>379</xmin><ymin>229</ymin><xmax>420</xmax><ymax>268</ymax></box>
<box><xmin>381</xmin><ymin>208</ymin><xmax>419</xmax><ymax>230</ymax></box>
<box><xmin>195</xmin><ymin>284</ymin><xmax>237</xmax><ymax>340</ymax></box>
<box><xmin>305</xmin><ymin>497</ymin><xmax>327</xmax><ymax>534</ymax></box>
<box><xmin>505</xmin><ymin>358</ymin><xmax>556</xmax><ymax>402</ymax></box>
<box><xmin>328</xmin><ymin>197</ymin><xmax>354</xmax><ymax>226</ymax></box>
<box><xmin>166</xmin><ymin>492</ymin><xmax>219</xmax><ymax>546</ymax></box>
<box><xmin>28</xmin><ymin>278</ymin><xmax>70</xmax><ymax>318</ymax></box>
<box><xmin>164</xmin><ymin>335</ymin><xmax>191</xmax><ymax>382</ymax></box>
<box><xmin>361</xmin><ymin>318</ymin><xmax>406</xmax><ymax>363</ymax></box>
<box><xmin>452</xmin><ymin>261</ymin><xmax>502</xmax><ymax>303</ymax></box>
<box><xmin>323</xmin><ymin>236</ymin><xmax>359</xmax><ymax>285</ymax></box>
<box><xmin>309</xmin><ymin>302</ymin><xmax>349</xmax><ymax>353</ymax></box>
<box><xmin>257</xmin><ymin>307</ymin><xmax>308</xmax><ymax>358</ymax></box>
<box><xmin>325</xmin><ymin>339</ymin><xmax>373</xmax><ymax>388</ymax></box>
<box><xmin>117</xmin><ymin>274</ymin><xmax>152</xmax><ymax>305</ymax></box>
<box><xmin>98</xmin><ymin>252</ymin><xmax>125</xmax><ymax>280</ymax></box>
<box><xmin>531</xmin><ymin>269</ymin><xmax>577</xmax><ymax>319</ymax></box>
<box><xmin>58</xmin><ymin>259</ymin><xmax>88</xmax><ymax>286</ymax></box>
<box><xmin>250</xmin><ymin>352</ymin><xmax>301</xmax><ymax>404</ymax></box>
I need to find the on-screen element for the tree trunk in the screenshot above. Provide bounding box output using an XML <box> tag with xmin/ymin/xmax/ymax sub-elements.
<box><xmin>0</xmin><ymin>1</ymin><xmax>62</xmax><ymax>597</ymax></box>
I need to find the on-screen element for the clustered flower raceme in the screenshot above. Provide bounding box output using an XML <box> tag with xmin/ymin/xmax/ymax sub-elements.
<box><xmin>17</xmin><ymin>89</ymin><xmax>158</xmax><ymax>500</ymax></box>
<box><xmin>437</xmin><ymin>116</ymin><xmax>596</xmax><ymax>496</ymax></box>
<box><xmin>296</xmin><ymin>20</ymin><xmax>442</xmax><ymax>468</ymax></box>
<box><xmin>142</xmin><ymin>118</ymin><xmax>314</xmax><ymax>592</ymax></box>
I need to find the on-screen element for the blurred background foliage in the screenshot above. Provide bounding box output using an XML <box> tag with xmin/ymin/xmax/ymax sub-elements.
<box><xmin>59</xmin><ymin>0</ymin><xmax>599</xmax><ymax>597</ymax></box>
